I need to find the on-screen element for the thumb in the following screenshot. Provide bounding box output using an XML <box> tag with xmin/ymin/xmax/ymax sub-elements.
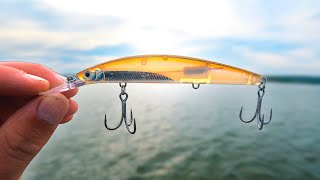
<box><xmin>0</xmin><ymin>93</ymin><xmax>69</xmax><ymax>179</ymax></box>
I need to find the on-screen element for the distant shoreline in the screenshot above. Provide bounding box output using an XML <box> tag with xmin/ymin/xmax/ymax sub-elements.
<box><xmin>267</xmin><ymin>76</ymin><xmax>320</xmax><ymax>84</ymax></box>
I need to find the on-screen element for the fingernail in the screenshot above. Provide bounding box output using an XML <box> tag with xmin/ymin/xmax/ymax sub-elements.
<box><xmin>37</xmin><ymin>93</ymin><xmax>69</xmax><ymax>125</ymax></box>
<box><xmin>24</xmin><ymin>74</ymin><xmax>47</xmax><ymax>82</ymax></box>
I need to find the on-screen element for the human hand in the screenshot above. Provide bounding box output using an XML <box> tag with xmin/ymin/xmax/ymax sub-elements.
<box><xmin>0</xmin><ymin>62</ymin><xmax>78</xmax><ymax>180</ymax></box>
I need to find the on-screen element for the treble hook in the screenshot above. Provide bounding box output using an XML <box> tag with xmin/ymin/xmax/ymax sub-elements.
<box><xmin>104</xmin><ymin>83</ymin><xmax>136</xmax><ymax>134</ymax></box>
<box><xmin>239</xmin><ymin>77</ymin><xmax>272</xmax><ymax>130</ymax></box>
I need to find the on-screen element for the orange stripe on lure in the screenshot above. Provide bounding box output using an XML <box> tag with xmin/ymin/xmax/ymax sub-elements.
<box><xmin>40</xmin><ymin>55</ymin><xmax>272</xmax><ymax>133</ymax></box>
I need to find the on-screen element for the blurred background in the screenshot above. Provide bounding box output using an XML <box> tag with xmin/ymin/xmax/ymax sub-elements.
<box><xmin>1</xmin><ymin>0</ymin><xmax>319</xmax><ymax>179</ymax></box>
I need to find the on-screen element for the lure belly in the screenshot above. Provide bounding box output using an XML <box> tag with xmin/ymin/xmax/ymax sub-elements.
<box><xmin>40</xmin><ymin>55</ymin><xmax>272</xmax><ymax>133</ymax></box>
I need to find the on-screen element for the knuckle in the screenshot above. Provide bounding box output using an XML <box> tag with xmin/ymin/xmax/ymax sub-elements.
<box><xmin>3</xmin><ymin>128</ymin><xmax>44</xmax><ymax>162</ymax></box>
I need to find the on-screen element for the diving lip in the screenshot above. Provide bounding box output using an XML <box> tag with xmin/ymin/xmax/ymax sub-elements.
<box><xmin>38</xmin><ymin>80</ymin><xmax>86</xmax><ymax>95</ymax></box>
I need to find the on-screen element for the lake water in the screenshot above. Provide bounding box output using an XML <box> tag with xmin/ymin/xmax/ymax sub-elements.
<box><xmin>24</xmin><ymin>82</ymin><xmax>320</xmax><ymax>179</ymax></box>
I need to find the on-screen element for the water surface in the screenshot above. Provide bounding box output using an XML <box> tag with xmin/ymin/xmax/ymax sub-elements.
<box><xmin>24</xmin><ymin>83</ymin><xmax>320</xmax><ymax>179</ymax></box>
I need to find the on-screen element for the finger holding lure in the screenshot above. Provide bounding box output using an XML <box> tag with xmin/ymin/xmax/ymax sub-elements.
<box><xmin>39</xmin><ymin>55</ymin><xmax>273</xmax><ymax>133</ymax></box>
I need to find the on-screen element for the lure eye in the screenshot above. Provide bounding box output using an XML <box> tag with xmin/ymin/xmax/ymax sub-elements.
<box><xmin>84</xmin><ymin>71</ymin><xmax>91</xmax><ymax>79</ymax></box>
<box><xmin>84</xmin><ymin>70</ymin><xmax>96</xmax><ymax>80</ymax></box>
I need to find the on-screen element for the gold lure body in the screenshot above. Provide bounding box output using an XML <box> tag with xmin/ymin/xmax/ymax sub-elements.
<box><xmin>77</xmin><ymin>55</ymin><xmax>262</xmax><ymax>85</ymax></box>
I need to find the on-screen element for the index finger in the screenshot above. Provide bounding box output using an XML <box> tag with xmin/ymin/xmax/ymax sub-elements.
<box><xmin>0</xmin><ymin>62</ymin><xmax>78</xmax><ymax>98</ymax></box>
<box><xmin>0</xmin><ymin>65</ymin><xmax>49</xmax><ymax>96</ymax></box>
<box><xmin>0</xmin><ymin>62</ymin><xmax>65</xmax><ymax>88</ymax></box>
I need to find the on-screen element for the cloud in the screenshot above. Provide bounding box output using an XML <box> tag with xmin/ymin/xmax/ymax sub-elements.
<box><xmin>41</xmin><ymin>0</ymin><xmax>258</xmax><ymax>35</ymax></box>
<box><xmin>237</xmin><ymin>47</ymin><xmax>320</xmax><ymax>75</ymax></box>
<box><xmin>0</xmin><ymin>0</ymin><xmax>319</xmax><ymax>75</ymax></box>
<box><xmin>30</xmin><ymin>0</ymin><xmax>267</xmax><ymax>54</ymax></box>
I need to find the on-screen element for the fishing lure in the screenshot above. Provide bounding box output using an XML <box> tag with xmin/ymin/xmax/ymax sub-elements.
<box><xmin>40</xmin><ymin>55</ymin><xmax>272</xmax><ymax>134</ymax></box>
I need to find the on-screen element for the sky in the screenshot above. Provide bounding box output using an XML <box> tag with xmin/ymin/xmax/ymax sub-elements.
<box><xmin>0</xmin><ymin>0</ymin><xmax>319</xmax><ymax>75</ymax></box>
